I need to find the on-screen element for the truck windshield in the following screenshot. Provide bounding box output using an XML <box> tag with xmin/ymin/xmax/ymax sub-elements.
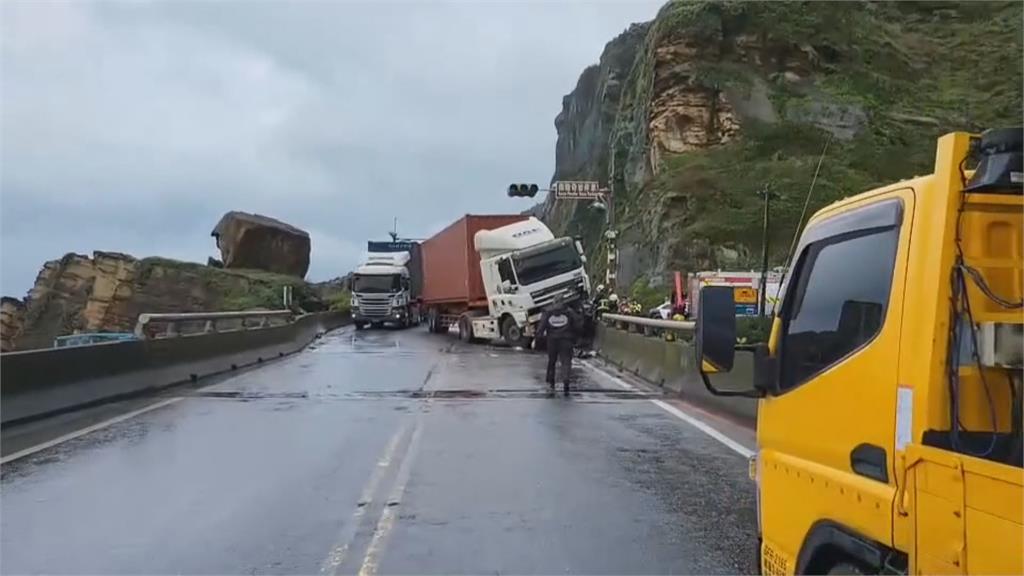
<box><xmin>512</xmin><ymin>242</ymin><xmax>581</xmax><ymax>286</ymax></box>
<box><xmin>352</xmin><ymin>274</ymin><xmax>400</xmax><ymax>293</ymax></box>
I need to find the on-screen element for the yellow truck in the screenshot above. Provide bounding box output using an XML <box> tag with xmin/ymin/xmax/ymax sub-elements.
<box><xmin>695</xmin><ymin>128</ymin><xmax>1023</xmax><ymax>575</ymax></box>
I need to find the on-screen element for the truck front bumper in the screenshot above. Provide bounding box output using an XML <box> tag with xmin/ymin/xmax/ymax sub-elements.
<box><xmin>353</xmin><ymin>307</ymin><xmax>407</xmax><ymax>323</ymax></box>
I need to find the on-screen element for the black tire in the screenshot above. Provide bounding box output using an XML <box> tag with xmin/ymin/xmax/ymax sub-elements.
<box><xmin>458</xmin><ymin>316</ymin><xmax>472</xmax><ymax>342</ymax></box>
<box><xmin>827</xmin><ymin>561</ymin><xmax>867</xmax><ymax>575</ymax></box>
<box><xmin>354</xmin><ymin>321</ymin><xmax>366</xmax><ymax>331</ymax></box>
<box><xmin>501</xmin><ymin>316</ymin><xmax>523</xmax><ymax>344</ymax></box>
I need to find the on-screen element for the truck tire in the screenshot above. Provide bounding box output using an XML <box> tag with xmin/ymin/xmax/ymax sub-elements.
<box><xmin>458</xmin><ymin>316</ymin><xmax>472</xmax><ymax>342</ymax></box>
<box><xmin>501</xmin><ymin>316</ymin><xmax>523</xmax><ymax>345</ymax></box>
<box><xmin>354</xmin><ymin>321</ymin><xmax>366</xmax><ymax>331</ymax></box>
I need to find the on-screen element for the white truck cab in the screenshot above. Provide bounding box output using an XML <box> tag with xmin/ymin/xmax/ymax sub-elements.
<box><xmin>469</xmin><ymin>217</ymin><xmax>590</xmax><ymax>343</ymax></box>
<box><xmin>351</xmin><ymin>251</ymin><xmax>420</xmax><ymax>329</ymax></box>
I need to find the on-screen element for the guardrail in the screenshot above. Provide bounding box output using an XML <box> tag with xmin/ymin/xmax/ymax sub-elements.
<box><xmin>594</xmin><ymin>314</ymin><xmax>757</xmax><ymax>425</ymax></box>
<box><xmin>134</xmin><ymin>310</ymin><xmax>294</xmax><ymax>339</ymax></box>
<box><xmin>600</xmin><ymin>313</ymin><xmax>695</xmax><ymax>338</ymax></box>
<box><xmin>3</xmin><ymin>311</ymin><xmax>349</xmax><ymax>426</ymax></box>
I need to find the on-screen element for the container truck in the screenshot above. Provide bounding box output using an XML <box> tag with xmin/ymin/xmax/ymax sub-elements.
<box><xmin>421</xmin><ymin>215</ymin><xmax>590</xmax><ymax>344</ymax></box>
<box><xmin>351</xmin><ymin>240</ymin><xmax>423</xmax><ymax>329</ymax></box>
<box><xmin>694</xmin><ymin>128</ymin><xmax>1022</xmax><ymax>575</ymax></box>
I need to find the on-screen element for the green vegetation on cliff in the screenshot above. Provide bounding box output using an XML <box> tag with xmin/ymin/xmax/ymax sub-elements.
<box><xmin>138</xmin><ymin>257</ymin><xmax>322</xmax><ymax>312</ymax></box>
<box><xmin>550</xmin><ymin>0</ymin><xmax>1022</xmax><ymax>287</ymax></box>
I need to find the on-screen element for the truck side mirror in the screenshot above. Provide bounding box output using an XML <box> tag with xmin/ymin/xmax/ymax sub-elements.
<box><xmin>501</xmin><ymin>280</ymin><xmax>516</xmax><ymax>293</ymax></box>
<box><xmin>695</xmin><ymin>286</ymin><xmax>761</xmax><ymax>398</ymax></box>
<box><xmin>695</xmin><ymin>286</ymin><xmax>736</xmax><ymax>373</ymax></box>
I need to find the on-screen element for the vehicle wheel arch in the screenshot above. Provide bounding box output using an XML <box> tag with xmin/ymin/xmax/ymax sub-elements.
<box><xmin>795</xmin><ymin>520</ymin><xmax>900</xmax><ymax>575</ymax></box>
<box><xmin>499</xmin><ymin>313</ymin><xmax>522</xmax><ymax>342</ymax></box>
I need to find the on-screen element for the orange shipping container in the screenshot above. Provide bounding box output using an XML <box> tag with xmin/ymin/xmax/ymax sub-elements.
<box><xmin>420</xmin><ymin>214</ymin><xmax>527</xmax><ymax>309</ymax></box>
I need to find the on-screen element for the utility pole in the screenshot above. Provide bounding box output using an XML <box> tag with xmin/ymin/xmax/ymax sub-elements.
<box><xmin>757</xmin><ymin>183</ymin><xmax>778</xmax><ymax>317</ymax></box>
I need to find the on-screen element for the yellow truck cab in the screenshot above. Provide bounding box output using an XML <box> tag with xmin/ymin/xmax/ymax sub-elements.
<box><xmin>695</xmin><ymin>129</ymin><xmax>1023</xmax><ymax>575</ymax></box>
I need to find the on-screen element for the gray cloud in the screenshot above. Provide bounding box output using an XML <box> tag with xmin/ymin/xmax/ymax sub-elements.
<box><xmin>1</xmin><ymin>0</ymin><xmax>662</xmax><ymax>296</ymax></box>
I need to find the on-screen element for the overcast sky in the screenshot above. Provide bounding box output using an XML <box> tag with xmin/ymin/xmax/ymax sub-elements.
<box><xmin>1</xmin><ymin>0</ymin><xmax>662</xmax><ymax>296</ymax></box>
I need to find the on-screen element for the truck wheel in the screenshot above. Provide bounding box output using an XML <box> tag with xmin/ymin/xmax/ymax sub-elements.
<box><xmin>501</xmin><ymin>316</ymin><xmax>523</xmax><ymax>345</ymax></box>
<box><xmin>458</xmin><ymin>316</ymin><xmax>472</xmax><ymax>342</ymax></box>
<box><xmin>354</xmin><ymin>321</ymin><xmax>366</xmax><ymax>331</ymax></box>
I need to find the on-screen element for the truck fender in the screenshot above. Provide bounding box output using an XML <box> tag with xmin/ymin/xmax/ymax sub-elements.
<box><xmin>795</xmin><ymin>520</ymin><xmax>894</xmax><ymax>574</ymax></box>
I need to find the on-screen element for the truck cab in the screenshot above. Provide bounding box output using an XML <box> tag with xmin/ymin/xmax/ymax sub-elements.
<box><xmin>472</xmin><ymin>217</ymin><xmax>590</xmax><ymax>343</ymax></box>
<box><xmin>694</xmin><ymin>129</ymin><xmax>1023</xmax><ymax>575</ymax></box>
<box><xmin>351</xmin><ymin>251</ymin><xmax>420</xmax><ymax>329</ymax></box>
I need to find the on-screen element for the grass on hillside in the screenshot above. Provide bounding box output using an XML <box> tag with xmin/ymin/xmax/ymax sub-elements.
<box><xmin>137</xmin><ymin>257</ymin><xmax>319</xmax><ymax>311</ymax></box>
<box><xmin>597</xmin><ymin>0</ymin><xmax>1022</xmax><ymax>279</ymax></box>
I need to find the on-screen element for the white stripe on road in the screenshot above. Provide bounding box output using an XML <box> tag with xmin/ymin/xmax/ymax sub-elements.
<box><xmin>358</xmin><ymin>418</ymin><xmax>424</xmax><ymax>576</ymax></box>
<box><xmin>0</xmin><ymin>397</ymin><xmax>184</xmax><ymax>465</ymax></box>
<box><xmin>321</xmin><ymin>421</ymin><xmax>410</xmax><ymax>575</ymax></box>
<box><xmin>581</xmin><ymin>361</ymin><xmax>754</xmax><ymax>459</ymax></box>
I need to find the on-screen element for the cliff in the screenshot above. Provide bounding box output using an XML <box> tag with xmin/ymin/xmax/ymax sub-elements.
<box><xmin>543</xmin><ymin>0</ymin><xmax>1023</xmax><ymax>296</ymax></box>
<box><xmin>2</xmin><ymin>252</ymin><xmax>324</xmax><ymax>352</ymax></box>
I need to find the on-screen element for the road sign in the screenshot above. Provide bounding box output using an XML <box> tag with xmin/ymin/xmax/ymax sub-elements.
<box><xmin>734</xmin><ymin>287</ymin><xmax>758</xmax><ymax>304</ymax></box>
<box><xmin>553</xmin><ymin>181</ymin><xmax>604</xmax><ymax>200</ymax></box>
<box><xmin>735</xmin><ymin>304</ymin><xmax>758</xmax><ymax>317</ymax></box>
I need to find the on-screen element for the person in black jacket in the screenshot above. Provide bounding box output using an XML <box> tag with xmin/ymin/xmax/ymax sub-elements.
<box><xmin>536</xmin><ymin>294</ymin><xmax>582</xmax><ymax>394</ymax></box>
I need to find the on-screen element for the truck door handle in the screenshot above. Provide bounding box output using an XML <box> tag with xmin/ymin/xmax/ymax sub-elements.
<box><xmin>850</xmin><ymin>443</ymin><xmax>888</xmax><ymax>483</ymax></box>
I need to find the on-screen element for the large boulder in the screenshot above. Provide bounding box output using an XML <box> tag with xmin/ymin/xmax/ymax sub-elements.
<box><xmin>211</xmin><ymin>211</ymin><xmax>310</xmax><ymax>278</ymax></box>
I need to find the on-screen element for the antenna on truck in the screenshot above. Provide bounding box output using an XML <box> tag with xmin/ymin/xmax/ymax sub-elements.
<box><xmin>773</xmin><ymin>133</ymin><xmax>833</xmax><ymax>303</ymax></box>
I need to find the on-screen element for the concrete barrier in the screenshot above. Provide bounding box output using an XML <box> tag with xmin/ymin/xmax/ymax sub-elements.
<box><xmin>595</xmin><ymin>324</ymin><xmax>757</xmax><ymax>425</ymax></box>
<box><xmin>1</xmin><ymin>311</ymin><xmax>349</xmax><ymax>425</ymax></box>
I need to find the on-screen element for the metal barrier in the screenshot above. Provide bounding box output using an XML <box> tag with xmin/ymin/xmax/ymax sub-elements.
<box><xmin>600</xmin><ymin>313</ymin><xmax>694</xmax><ymax>338</ymax></box>
<box><xmin>134</xmin><ymin>310</ymin><xmax>294</xmax><ymax>339</ymax></box>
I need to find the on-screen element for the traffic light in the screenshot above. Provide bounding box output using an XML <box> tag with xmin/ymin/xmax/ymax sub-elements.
<box><xmin>507</xmin><ymin>183</ymin><xmax>539</xmax><ymax>198</ymax></box>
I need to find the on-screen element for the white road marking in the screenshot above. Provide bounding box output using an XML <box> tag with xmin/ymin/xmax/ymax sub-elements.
<box><xmin>357</xmin><ymin>418</ymin><xmax>424</xmax><ymax>576</ymax></box>
<box><xmin>582</xmin><ymin>360</ymin><xmax>754</xmax><ymax>459</ymax></box>
<box><xmin>320</xmin><ymin>422</ymin><xmax>410</xmax><ymax>574</ymax></box>
<box><xmin>0</xmin><ymin>397</ymin><xmax>184</xmax><ymax>465</ymax></box>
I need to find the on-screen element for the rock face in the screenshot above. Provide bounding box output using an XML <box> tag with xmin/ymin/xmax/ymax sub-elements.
<box><xmin>3</xmin><ymin>252</ymin><xmax>323</xmax><ymax>352</ymax></box>
<box><xmin>211</xmin><ymin>212</ymin><xmax>311</xmax><ymax>278</ymax></box>
<box><xmin>1</xmin><ymin>297</ymin><xmax>26</xmax><ymax>352</ymax></box>
<box><xmin>542</xmin><ymin>1</ymin><xmax>1023</xmax><ymax>295</ymax></box>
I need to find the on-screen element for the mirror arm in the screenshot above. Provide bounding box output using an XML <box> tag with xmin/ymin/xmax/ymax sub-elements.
<box><xmin>699</xmin><ymin>371</ymin><xmax>764</xmax><ymax>398</ymax></box>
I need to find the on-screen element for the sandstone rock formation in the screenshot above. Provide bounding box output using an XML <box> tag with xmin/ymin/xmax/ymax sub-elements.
<box><xmin>543</xmin><ymin>1</ymin><xmax>1022</xmax><ymax>294</ymax></box>
<box><xmin>4</xmin><ymin>252</ymin><xmax>323</xmax><ymax>352</ymax></box>
<box><xmin>1</xmin><ymin>297</ymin><xmax>26</xmax><ymax>352</ymax></box>
<box><xmin>211</xmin><ymin>211</ymin><xmax>311</xmax><ymax>278</ymax></box>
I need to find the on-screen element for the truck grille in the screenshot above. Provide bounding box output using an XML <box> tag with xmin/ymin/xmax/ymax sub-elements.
<box><xmin>356</xmin><ymin>295</ymin><xmax>392</xmax><ymax>317</ymax></box>
<box><xmin>529</xmin><ymin>277</ymin><xmax>586</xmax><ymax>315</ymax></box>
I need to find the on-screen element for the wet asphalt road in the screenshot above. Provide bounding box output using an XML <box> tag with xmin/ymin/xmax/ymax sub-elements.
<box><xmin>1</xmin><ymin>327</ymin><xmax>756</xmax><ymax>575</ymax></box>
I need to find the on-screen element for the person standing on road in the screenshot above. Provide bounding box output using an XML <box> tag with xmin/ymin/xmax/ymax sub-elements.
<box><xmin>536</xmin><ymin>294</ymin><xmax>581</xmax><ymax>394</ymax></box>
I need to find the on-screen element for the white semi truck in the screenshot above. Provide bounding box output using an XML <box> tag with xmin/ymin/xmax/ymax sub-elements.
<box><xmin>421</xmin><ymin>215</ymin><xmax>590</xmax><ymax>345</ymax></box>
<box><xmin>350</xmin><ymin>241</ymin><xmax>423</xmax><ymax>330</ymax></box>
